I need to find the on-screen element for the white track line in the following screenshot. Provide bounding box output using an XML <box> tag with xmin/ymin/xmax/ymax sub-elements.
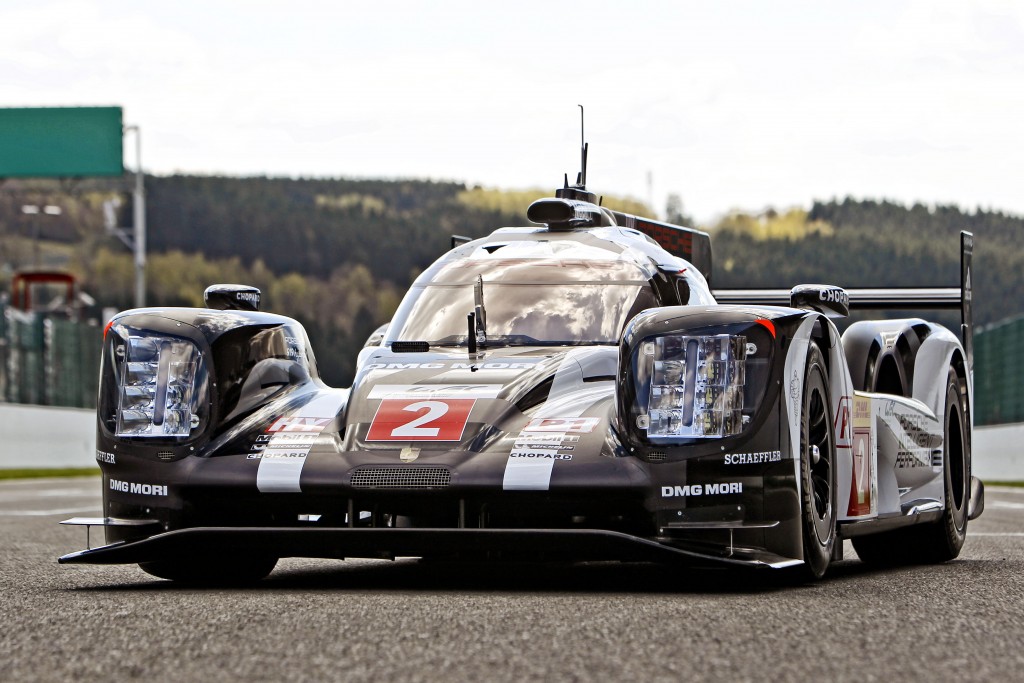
<box><xmin>989</xmin><ymin>501</ymin><xmax>1024</xmax><ymax>510</ymax></box>
<box><xmin>0</xmin><ymin>506</ymin><xmax>101</xmax><ymax>517</ymax></box>
<box><xmin>0</xmin><ymin>490</ymin><xmax>99</xmax><ymax>502</ymax></box>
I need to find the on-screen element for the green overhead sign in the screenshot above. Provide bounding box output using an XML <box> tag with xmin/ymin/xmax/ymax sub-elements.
<box><xmin>0</xmin><ymin>106</ymin><xmax>123</xmax><ymax>178</ymax></box>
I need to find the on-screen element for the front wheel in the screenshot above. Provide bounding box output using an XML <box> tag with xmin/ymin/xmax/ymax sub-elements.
<box><xmin>797</xmin><ymin>344</ymin><xmax>837</xmax><ymax>580</ymax></box>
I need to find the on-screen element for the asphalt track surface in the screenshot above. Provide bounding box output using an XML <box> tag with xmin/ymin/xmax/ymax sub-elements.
<box><xmin>1</xmin><ymin>478</ymin><xmax>1022</xmax><ymax>682</ymax></box>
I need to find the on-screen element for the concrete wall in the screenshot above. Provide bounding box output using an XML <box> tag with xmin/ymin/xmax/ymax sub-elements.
<box><xmin>973</xmin><ymin>423</ymin><xmax>1024</xmax><ymax>482</ymax></box>
<box><xmin>0</xmin><ymin>404</ymin><xmax>95</xmax><ymax>469</ymax></box>
<box><xmin>2</xmin><ymin>403</ymin><xmax>1023</xmax><ymax>480</ymax></box>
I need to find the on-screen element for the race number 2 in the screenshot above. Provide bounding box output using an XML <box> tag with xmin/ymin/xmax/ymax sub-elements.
<box><xmin>366</xmin><ymin>398</ymin><xmax>475</xmax><ymax>441</ymax></box>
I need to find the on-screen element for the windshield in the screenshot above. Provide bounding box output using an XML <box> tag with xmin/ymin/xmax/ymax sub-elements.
<box><xmin>387</xmin><ymin>257</ymin><xmax>659</xmax><ymax>346</ymax></box>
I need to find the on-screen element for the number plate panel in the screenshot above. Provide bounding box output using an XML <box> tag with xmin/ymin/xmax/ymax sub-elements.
<box><xmin>366</xmin><ymin>398</ymin><xmax>476</xmax><ymax>441</ymax></box>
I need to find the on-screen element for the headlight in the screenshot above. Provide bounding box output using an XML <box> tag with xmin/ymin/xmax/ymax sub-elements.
<box><xmin>639</xmin><ymin>334</ymin><xmax>746</xmax><ymax>439</ymax></box>
<box><xmin>622</xmin><ymin>317</ymin><xmax>775</xmax><ymax>445</ymax></box>
<box><xmin>112</xmin><ymin>333</ymin><xmax>204</xmax><ymax>438</ymax></box>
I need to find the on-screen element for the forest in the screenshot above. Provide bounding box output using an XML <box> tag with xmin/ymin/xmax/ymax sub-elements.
<box><xmin>1</xmin><ymin>174</ymin><xmax>1021</xmax><ymax>386</ymax></box>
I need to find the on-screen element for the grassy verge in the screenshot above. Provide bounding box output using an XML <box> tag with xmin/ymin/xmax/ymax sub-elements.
<box><xmin>0</xmin><ymin>468</ymin><xmax>100</xmax><ymax>480</ymax></box>
<box><xmin>986</xmin><ymin>480</ymin><xmax>1024</xmax><ymax>488</ymax></box>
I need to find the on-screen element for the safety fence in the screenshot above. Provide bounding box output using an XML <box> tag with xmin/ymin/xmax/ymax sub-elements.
<box><xmin>0</xmin><ymin>306</ymin><xmax>101</xmax><ymax>408</ymax></box>
<box><xmin>974</xmin><ymin>315</ymin><xmax>1024</xmax><ymax>426</ymax></box>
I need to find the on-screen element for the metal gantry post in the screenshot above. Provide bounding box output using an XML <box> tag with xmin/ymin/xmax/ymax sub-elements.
<box><xmin>125</xmin><ymin>125</ymin><xmax>146</xmax><ymax>309</ymax></box>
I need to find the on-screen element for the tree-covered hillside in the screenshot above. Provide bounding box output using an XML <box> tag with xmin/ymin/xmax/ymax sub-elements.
<box><xmin>143</xmin><ymin>176</ymin><xmax>656</xmax><ymax>284</ymax></box>
<box><xmin>711</xmin><ymin>199</ymin><xmax>1022</xmax><ymax>330</ymax></box>
<box><xmin>1</xmin><ymin>176</ymin><xmax>1021</xmax><ymax>385</ymax></box>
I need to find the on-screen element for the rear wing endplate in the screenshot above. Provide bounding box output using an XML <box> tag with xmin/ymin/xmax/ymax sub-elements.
<box><xmin>714</xmin><ymin>231</ymin><xmax>974</xmax><ymax>368</ymax></box>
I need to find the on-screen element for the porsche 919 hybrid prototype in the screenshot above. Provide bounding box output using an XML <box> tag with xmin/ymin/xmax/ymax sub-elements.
<box><xmin>61</xmin><ymin>143</ymin><xmax>984</xmax><ymax>582</ymax></box>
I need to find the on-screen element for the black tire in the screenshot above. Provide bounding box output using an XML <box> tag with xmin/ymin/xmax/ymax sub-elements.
<box><xmin>797</xmin><ymin>344</ymin><xmax>837</xmax><ymax>580</ymax></box>
<box><xmin>139</xmin><ymin>555</ymin><xmax>278</xmax><ymax>584</ymax></box>
<box><xmin>852</xmin><ymin>366</ymin><xmax>969</xmax><ymax>565</ymax></box>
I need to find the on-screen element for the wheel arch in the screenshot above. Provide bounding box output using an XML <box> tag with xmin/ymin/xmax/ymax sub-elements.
<box><xmin>911</xmin><ymin>324</ymin><xmax>970</xmax><ymax>421</ymax></box>
<box><xmin>841</xmin><ymin>318</ymin><xmax>932</xmax><ymax>397</ymax></box>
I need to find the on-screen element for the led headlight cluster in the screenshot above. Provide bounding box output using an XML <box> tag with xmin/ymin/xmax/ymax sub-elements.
<box><xmin>639</xmin><ymin>334</ymin><xmax>747</xmax><ymax>439</ymax></box>
<box><xmin>115</xmin><ymin>335</ymin><xmax>201</xmax><ymax>438</ymax></box>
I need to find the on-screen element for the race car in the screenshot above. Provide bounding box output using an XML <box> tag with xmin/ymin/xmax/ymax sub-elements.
<box><xmin>60</xmin><ymin>143</ymin><xmax>984</xmax><ymax>582</ymax></box>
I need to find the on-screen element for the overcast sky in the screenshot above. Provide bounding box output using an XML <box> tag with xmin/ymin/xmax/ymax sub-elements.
<box><xmin>2</xmin><ymin>0</ymin><xmax>1022</xmax><ymax>223</ymax></box>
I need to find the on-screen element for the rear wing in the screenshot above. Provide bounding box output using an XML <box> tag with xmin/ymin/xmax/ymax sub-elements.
<box><xmin>611</xmin><ymin>211</ymin><xmax>714</xmax><ymax>285</ymax></box>
<box><xmin>713</xmin><ymin>231</ymin><xmax>974</xmax><ymax>368</ymax></box>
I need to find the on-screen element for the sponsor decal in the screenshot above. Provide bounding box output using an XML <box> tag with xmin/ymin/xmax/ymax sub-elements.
<box><xmin>259</xmin><ymin>450</ymin><xmax>311</xmax><ymax>459</ymax></box>
<box><xmin>854</xmin><ymin>396</ymin><xmax>871</xmax><ymax>420</ymax></box>
<box><xmin>268</xmin><ymin>416</ymin><xmax>333</xmax><ymax>432</ymax></box>
<box><xmin>509</xmin><ymin>449</ymin><xmax>573</xmax><ymax>461</ymax></box>
<box><xmin>876</xmin><ymin>399</ymin><xmax>941</xmax><ymax>470</ymax></box>
<box><xmin>503</xmin><ymin>360</ymin><xmax>606</xmax><ymax>490</ymax></box>
<box><xmin>368</xmin><ymin>384</ymin><xmax>502</xmax><ymax>399</ymax></box>
<box><xmin>96</xmin><ymin>450</ymin><xmax>116</xmax><ymax>464</ymax></box>
<box><xmin>252</xmin><ymin>417</ymin><xmax>330</xmax><ymax>459</ymax></box>
<box><xmin>896</xmin><ymin>414</ymin><xmax>942</xmax><ymax>449</ymax></box>
<box><xmin>236</xmin><ymin>291</ymin><xmax>260</xmax><ymax>305</ymax></box>
<box><xmin>724</xmin><ymin>450</ymin><xmax>781</xmax><ymax>465</ymax></box>
<box><xmin>284</xmin><ymin>336</ymin><xmax>303</xmax><ymax>361</ymax></box>
<box><xmin>255</xmin><ymin>433</ymin><xmax>317</xmax><ymax>445</ymax></box>
<box><xmin>850</xmin><ymin>427</ymin><xmax>873</xmax><ymax>515</ymax></box>
<box><xmin>109</xmin><ymin>478</ymin><xmax>167</xmax><ymax>496</ymax></box>
<box><xmin>365</xmin><ymin>361</ymin><xmax>539</xmax><ymax>370</ymax></box>
<box><xmin>366</xmin><ymin>398</ymin><xmax>475</xmax><ymax>441</ymax></box>
<box><xmin>818</xmin><ymin>287</ymin><xmax>849</xmax><ymax>308</ymax></box>
<box><xmin>257</xmin><ymin>392</ymin><xmax>347</xmax><ymax>493</ymax></box>
<box><xmin>249</xmin><ymin>440</ymin><xmax>318</xmax><ymax>459</ymax></box>
<box><xmin>894</xmin><ymin>449</ymin><xmax>930</xmax><ymax>469</ymax></box>
<box><xmin>847</xmin><ymin>394</ymin><xmax>877</xmax><ymax>518</ymax></box>
<box><xmin>253</xmin><ymin>441</ymin><xmax>317</xmax><ymax>450</ymax></box>
<box><xmin>503</xmin><ymin>421</ymin><xmax>587</xmax><ymax>491</ymax></box>
<box><xmin>513</xmin><ymin>434</ymin><xmax>579</xmax><ymax>447</ymax></box>
<box><xmin>522</xmin><ymin>417</ymin><xmax>600</xmax><ymax>434</ymax></box>
<box><xmin>661</xmin><ymin>482</ymin><xmax>744</xmax><ymax>497</ymax></box>
<box><xmin>834</xmin><ymin>396</ymin><xmax>852</xmax><ymax>449</ymax></box>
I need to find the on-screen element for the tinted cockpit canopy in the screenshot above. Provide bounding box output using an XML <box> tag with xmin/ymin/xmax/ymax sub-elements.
<box><xmin>386</xmin><ymin>240</ymin><xmax>660</xmax><ymax>346</ymax></box>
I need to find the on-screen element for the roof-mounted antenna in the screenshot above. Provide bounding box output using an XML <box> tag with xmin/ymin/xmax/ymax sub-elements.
<box><xmin>579</xmin><ymin>104</ymin><xmax>588</xmax><ymax>188</ymax></box>
<box><xmin>552</xmin><ymin>106</ymin><xmax>598</xmax><ymax>205</ymax></box>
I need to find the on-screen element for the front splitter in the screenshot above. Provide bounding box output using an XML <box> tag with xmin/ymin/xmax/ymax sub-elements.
<box><xmin>59</xmin><ymin>526</ymin><xmax>802</xmax><ymax>570</ymax></box>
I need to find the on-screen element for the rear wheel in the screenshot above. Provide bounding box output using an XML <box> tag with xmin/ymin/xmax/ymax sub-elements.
<box><xmin>852</xmin><ymin>366</ymin><xmax>969</xmax><ymax>565</ymax></box>
<box><xmin>139</xmin><ymin>555</ymin><xmax>278</xmax><ymax>584</ymax></box>
<box><xmin>797</xmin><ymin>344</ymin><xmax>837</xmax><ymax>580</ymax></box>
